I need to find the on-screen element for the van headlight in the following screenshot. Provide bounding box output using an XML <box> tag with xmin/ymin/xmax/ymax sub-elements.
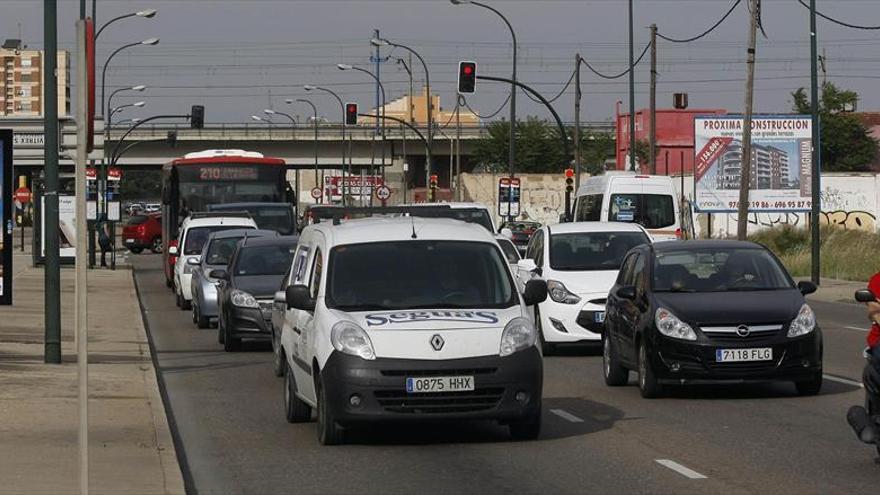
<box><xmin>331</xmin><ymin>321</ymin><xmax>376</xmax><ymax>360</ymax></box>
<box><xmin>787</xmin><ymin>304</ymin><xmax>816</xmax><ymax>337</ymax></box>
<box><xmin>231</xmin><ymin>289</ymin><xmax>259</xmax><ymax>308</ymax></box>
<box><xmin>500</xmin><ymin>317</ymin><xmax>537</xmax><ymax>357</ymax></box>
<box><xmin>655</xmin><ymin>308</ymin><xmax>697</xmax><ymax>341</ymax></box>
<box><xmin>547</xmin><ymin>280</ymin><xmax>581</xmax><ymax>304</ymax></box>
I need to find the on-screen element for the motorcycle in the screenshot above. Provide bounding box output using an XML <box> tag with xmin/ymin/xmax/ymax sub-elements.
<box><xmin>847</xmin><ymin>288</ymin><xmax>880</xmax><ymax>459</ymax></box>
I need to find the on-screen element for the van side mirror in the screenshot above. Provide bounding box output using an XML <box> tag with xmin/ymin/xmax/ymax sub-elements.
<box><xmin>209</xmin><ymin>269</ymin><xmax>228</xmax><ymax>281</ymax></box>
<box><xmin>286</xmin><ymin>284</ymin><xmax>315</xmax><ymax>311</ymax></box>
<box><xmin>797</xmin><ymin>280</ymin><xmax>817</xmax><ymax>295</ymax></box>
<box><xmin>855</xmin><ymin>289</ymin><xmax>877</xmax><ymax>303</ymax></box>
<box><xmin>616</xmin><ymin>286</ymin><xmax>636</xmax><ymax>301</ymax></box>
<box><xmin>522</xmin><ymin>279</ymin><xmax>548</xmax><ymax>306</ymax></box>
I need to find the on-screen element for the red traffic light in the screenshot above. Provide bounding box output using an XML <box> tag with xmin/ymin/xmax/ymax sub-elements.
<box><xmin>463</xmin><ymin>65</ymin><xmax>473</xmax><ymax>75</ymax></box>
<box><xmin>345</xmin><ymin>102</ymin><xmax>358</xmax><ymax>126</ymax></box>
<box><xmin>564</xmin><ymin>168</ymin><xmax>575</xmax><ymax>178</ymax></box>
<box><xmin>457</xmin><ymin>61</ymin><xmax>477</xmax><ymax>94</ymax></box>
<box><xmin>430</xmin><ymin>174</ymin><xmax>438</xmax><ymax>183</ymax></box>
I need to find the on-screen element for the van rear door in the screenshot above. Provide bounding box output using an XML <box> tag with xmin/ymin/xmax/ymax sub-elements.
<box><xmin>606</xmin><ymin>177</ymin><xmax>680</xmax><ymax>240</ymax></box>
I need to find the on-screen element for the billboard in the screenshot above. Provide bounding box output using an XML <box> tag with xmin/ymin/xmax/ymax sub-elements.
<box><xmin>694</xmin><ymin>115</ymin><xmax>813</xmax><ymax>212</ymax></box>
<box><xmin>0</xmin><ymin>129</ymin><xmax>12</xmax><ymax>304</ymax></box>
<box><xmin>323</xmin><ymin>175</ymin><xmax>383</xmax><ymax>201</ymax></box>
<box><xmin>41</xmin><ymin>195</ymin><xmax>76</xmax><ymax>258</ymax></box>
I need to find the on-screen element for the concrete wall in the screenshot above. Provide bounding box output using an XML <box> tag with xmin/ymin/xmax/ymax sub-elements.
<box><xmin>461</xmin><ymin>173</ymin><xmax>568</xmax><ymax>228</ymax></box>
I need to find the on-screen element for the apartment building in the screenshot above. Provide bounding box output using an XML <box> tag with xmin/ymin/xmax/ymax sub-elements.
<box><xmin>0</xmin><ymin>39</ymin><xmax>70</xmax><ymax>117</ymax></box>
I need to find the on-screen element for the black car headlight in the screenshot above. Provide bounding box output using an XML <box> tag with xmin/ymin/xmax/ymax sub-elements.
<box><xmin>787</xmin><ymin>304</ymin><xmax>816</xmax><ymax>337</ymax></box>
<box><xmin>655</xmin><ymin>307</ymin><xmax>697</xmax><ymax>341</ymax></box>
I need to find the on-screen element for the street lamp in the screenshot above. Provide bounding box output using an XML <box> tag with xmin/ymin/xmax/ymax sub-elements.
<box><xmin>304</xmin><ymin>85</ymin><xmax>348</xmax><ymax>204</ymax></box>
<box><xmin>337</xmin><ymin>63</ymin><xmax>387</xmax><ymax>185</ymax></box>
<box><xmin>370</xmin><ymin>37</ymin><xmax>433</xmax><ymax>198</ymax></box>
<box><xmin>101</xmin><ymin>38</ymin><xmax>159</xmax><ymax>120</ymax></box>
<box><xmin>449</xmin><ymin>0</ymin><xmax>517</xmax><ymax>204</ymax></box>
<box><xmin>95</xmin><ymin>8</ymin><xmax>157</xmax><ymax>39</ymax></box>
<box><xmin>251</xmin><ymin>115</ymin><xmax>269</xmax><ymax>123</ymax></box>
<box><xmin>109</xmin><ymin>101</ymin><xmax>145</xmax><ymax>119</ymax></box>
<box><xmin>293</xmin><ymin>99</ymin><xmax>320</xmax><ymax>201</ymax></box>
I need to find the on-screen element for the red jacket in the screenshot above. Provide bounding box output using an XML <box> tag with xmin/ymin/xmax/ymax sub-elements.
<box><xmin>868</xmin><ymin>273</ymin><xmax>880</xmax><ymax>348</ymax></box>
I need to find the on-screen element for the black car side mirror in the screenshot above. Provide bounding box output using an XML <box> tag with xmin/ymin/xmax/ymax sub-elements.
<box><xmin>522</xmin><ymin>279</ymin><xmax>548</xmax><ymax>306</ymax></box>
<box><xmin>209</xmin><ymin>269</ymin><xmax>228</xmax><ymax>281</ymax></box>
<box><xmin>286</xmin><ymin>284</ymin><xmax>315</xmax><ymax>311</ymax></box>
<box><xmin>616</xmin><ymin>285</ymin><xmax>637</xmax><ymax>301</ymax></box>
<box><xmin>855</xmin><ymin>289</ymin><xmax>877</xmax><ymax>303</ymax></box>
<box><xmin>797</xmin><ymin>280</ymin><xmax>817</xmax><ymax>295</ymax></box>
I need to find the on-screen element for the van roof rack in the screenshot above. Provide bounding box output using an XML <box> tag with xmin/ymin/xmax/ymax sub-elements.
<box><xmin>311</xmin><ymin>206</ymin><xmax>453</xmax><ymax>224</ymax></box>
<box><xmin>188</xmin><ymin>211</ymin><xmax>252</xmax><ymax>220</ymax></box>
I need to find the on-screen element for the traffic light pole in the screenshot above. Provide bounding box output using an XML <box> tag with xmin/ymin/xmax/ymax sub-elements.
<box><xmin>44</xmin><ymin>0</ymin><xmax>62</xmax><ymax>364</ymax></box>
<box><xmin>110</xmin><ymin>114</ymin><xmax>191</xmax><ymax>165</ymax></box>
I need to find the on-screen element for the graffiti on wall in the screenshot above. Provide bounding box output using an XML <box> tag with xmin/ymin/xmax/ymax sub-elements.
<box><xmin>820</xmin><ymin>210</ymin><xmax>876</xmax><ymax>231</ymax></box>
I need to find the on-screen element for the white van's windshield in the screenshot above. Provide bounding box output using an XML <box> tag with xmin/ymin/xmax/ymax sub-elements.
<box><xmin>609</xmin><ymin>193</ymin><xmax>675</xmax><ymax>229</ymax></box>
<box><xmin>326</xmin><ymin>240</ymin><xmax>517</xmax><ymax>311</ymax></box>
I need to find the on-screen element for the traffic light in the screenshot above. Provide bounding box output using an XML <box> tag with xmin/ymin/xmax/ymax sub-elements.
<box><xmin>345</xmin><ymin>102</ymin><xmax>358</xmax><ymax>126</ymax></box>
<box><xmin>457</xmin><ymin>61</ymin><xmax>476</xmax><ymax>94</ymax></box>
<box><xmin>190</xmin><ymin>105</ymin><xmax>204</xmax><ymax>129</ymax></box>
<box><xmin>564</xmin><ymin>167</ymin><xmax>574</xmax><ymax>193</ymax></box>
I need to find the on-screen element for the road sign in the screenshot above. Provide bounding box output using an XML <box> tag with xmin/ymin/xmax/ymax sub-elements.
<box><xmin>509</xmin><ymin>178</ymin><xmax>521</xmax><ymax>217</ymax></box>
<box><xmin>311</xmin><ymin>187</ymin><xmax>323</xmax><ymax>200</ymax></box>
<box><xmin>375</xmin><ymin>184</ymin><xmax>391</xmax><ymax>201</ymax></box>
<box><xmin>498</xmin><ymin>177</ymin><xmax>511</xmax><ymax>217</ymax></box>
<box><xmin>14</xmin><ymin>187</ymin><xmax>31</xmax><ymax>203</ymax></box>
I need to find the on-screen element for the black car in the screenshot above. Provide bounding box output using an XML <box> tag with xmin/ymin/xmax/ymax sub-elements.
<box><xmin>208</xmin><ymin>202</ymin><xmax>297</xmax><ymax>235</ymax></box>
<box><xmin>213</xmin><ymin>235</ymin><xmax>298</xmax><ymax>351</ymax></box>
<box><xmin>602</xmin><ymin>240</ymin><xmax>822</xmax><ymax>398</ymax></box>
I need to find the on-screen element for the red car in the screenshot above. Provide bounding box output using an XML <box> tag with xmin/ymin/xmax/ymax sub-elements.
<box><xmin>122</xmin><ymin>213</ymin><xmax>163</xmax><ymax>254</ymax></box>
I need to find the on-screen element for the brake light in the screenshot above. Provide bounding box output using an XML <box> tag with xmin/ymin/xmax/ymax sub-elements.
<box><xmin>675</xmin><ymin>228</ymin><xmax>683</xmax><ymax>239</ymax></box>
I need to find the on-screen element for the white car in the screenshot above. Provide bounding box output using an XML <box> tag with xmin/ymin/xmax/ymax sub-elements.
<box><xmin>275</xmin><ymin>216</ymin><xmax>548</xmax><ymax>445</ymax></box>
<box><xmin>516</xmin><ymin>222</ymin><xmax>651</xmax><ymax>354</ymax></box>
<box><xmin>169</xmin><ymin>213</ymin><xmax>257</xmax><ymax>310</ymax></box>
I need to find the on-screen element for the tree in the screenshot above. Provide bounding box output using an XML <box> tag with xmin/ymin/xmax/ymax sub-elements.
<box><xmin>472</xmin><ymin>117</ymin><xmax>567</xmax><ymax>173</ymax></box>
<box><xmin>578</xmin><ymin>131</ymin><xmax>615</xmax><ymax>176</ymax></box>
<box><xmin>792</xmin><ymin>82</ymin><xmax>877</xmax><ymax>172</ymax></box>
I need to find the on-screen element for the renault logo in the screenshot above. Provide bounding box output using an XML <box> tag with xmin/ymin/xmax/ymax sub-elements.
<box><xmin>736</xmin><ymin>325</ymin><xmax>751</xmax><ymax>337</ymax></box>
<box><xmin>430</xmin><ymin>334</ymin><xmax>445</xmax><ymax>351</ymax></box>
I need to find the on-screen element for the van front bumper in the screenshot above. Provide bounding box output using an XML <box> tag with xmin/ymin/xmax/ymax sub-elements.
<box><xmin>320</xmin><ymin>347</ymin><xmax>543</xmax><ymax>425</ymax></box>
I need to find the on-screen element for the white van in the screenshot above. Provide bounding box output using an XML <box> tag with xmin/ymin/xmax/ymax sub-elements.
<box><xmin>572</xmin><ymin>173</ymin><xmax>681</xmax><ymax>241</ymax></box>
<box><xmin>275</xmin><ymin>217</ymin><xmax>548</xmax><ymax>444</ymax></box>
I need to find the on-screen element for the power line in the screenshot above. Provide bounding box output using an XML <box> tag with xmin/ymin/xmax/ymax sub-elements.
<box><xmin>462</xmin><ymin>93</ymin><xmax>512</xmax><ymax>120</ymax></box>
<box><xmin>658</xmin><ymin>0</ymin><xmax>743</xmax><ymax>42</ymax></box>
<box><xmin>579</xmin><ymin>42</ymin><xmax>651</xmax><ymax>80</ymax></box>
<box><xmin>796</xmin><ymin>0</ymin><xmax>880</xmax><ymax>30</ymax></box>
<box><xmin>523</xmin><ymin>66</ymin><xmax>577</xmax><ymax>104</ymax></box>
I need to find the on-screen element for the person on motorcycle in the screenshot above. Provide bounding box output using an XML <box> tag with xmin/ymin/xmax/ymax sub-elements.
<box><xmin>847</xmin><ymin>272</ymin><xmax>880</xmax><ymax>446</ymax></box>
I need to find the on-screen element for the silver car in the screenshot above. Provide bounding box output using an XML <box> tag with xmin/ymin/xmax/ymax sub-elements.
<box><xmin>191</xmin><ymin>229</ymin><xmax>277</xmax><ymax>328</ymax></box>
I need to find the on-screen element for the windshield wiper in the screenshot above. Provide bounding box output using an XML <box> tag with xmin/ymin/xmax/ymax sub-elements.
<box><xmin>723</xmin><ymin>286</ymin><xmax>781</xmax><ymax>292</ymax></box>
<box><xmin>655</xmin><ymin>287</ymin><xmax>697</xmax><ymax>293</ymax></box>
<box><xmin>332</xmin><ymin>304</ymin><xmax>397</xmax><ymax>311</ymax></box>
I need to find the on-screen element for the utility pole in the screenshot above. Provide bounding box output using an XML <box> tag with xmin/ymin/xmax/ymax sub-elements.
<box><xmin>44</xmin><ymin>0</ymin><xmax>61</xmax><ymax>364</ymax></box>
<box><xmin>809</xmin><ymin>0</ymin><xmax>821</xmax><ymax>284</ymax></box>
<box><xmin>737</xmin><ymin>0</ymin><xmax>760</xmax><ymax>240</ymax></box>
<box><xmin>628</xmin><ymin>0</ymin><xmax>636</xmax><ymax>172</ymax></box>
<box><xmin>455</xmin><ymin>96</ymin><xmax>462</xmax><ymax>201</ymax></box>
<box><xmin>574</xmin><ymin>54</ymin><xmax>582</xmax><ymax>190</ymax></box>
<box><xmin>649</xmin><ymin>24</ymin><xmax>658</xmax><ymax>175</ymax></box>
<box><xmin>75</xmin><ymin>19</ymin><xmax>90</xmax><ymax>494</ymax></box>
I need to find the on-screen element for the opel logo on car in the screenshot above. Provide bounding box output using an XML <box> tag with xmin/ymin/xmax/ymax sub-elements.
<box><xmin>430</xmin><ymin>334</ymin><xmax>445</xmax><ymax>351</ymax></box>
<box><xmin>736</xmin><ymin>325</ymin><xmax>751</xmax><ymax>337</ymax></box>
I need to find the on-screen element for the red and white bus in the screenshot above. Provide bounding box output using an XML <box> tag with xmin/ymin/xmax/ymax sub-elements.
<box><xmin>161</xmin><ymin>149</ymin><xmax>292</xmax><ymax>286</ymax></box>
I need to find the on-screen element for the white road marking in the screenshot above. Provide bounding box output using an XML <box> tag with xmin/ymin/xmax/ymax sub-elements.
<box><xmin>550</xmin><ymin>409</ymin><xmax>584</xmax><ymax>423</ymax></box>
<box><xmin>656</xmin><ymin>459</ymin><xmax>708</xmax><ymax>479</ymax></box>
<box><xmin>844</xmin><ymin>326</ymin><xmax>868</xmax><ymax>332</ymax></box>
<box><xmin>823</xmin><ymin>374</ymin><xmax>864</xmax><ymax>388</ymax></box>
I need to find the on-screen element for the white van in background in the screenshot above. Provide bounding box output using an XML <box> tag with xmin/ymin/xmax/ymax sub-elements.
<box><xmin>571</xmin><ymin>173</ymin><xmax>681</xmax><ymax>241</ymax></box>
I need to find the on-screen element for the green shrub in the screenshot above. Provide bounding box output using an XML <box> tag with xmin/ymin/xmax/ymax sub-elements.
<box><xmin>748</xmin><ymin>226</ymin><xmax>880</xmax><ymax>282</ymax></box>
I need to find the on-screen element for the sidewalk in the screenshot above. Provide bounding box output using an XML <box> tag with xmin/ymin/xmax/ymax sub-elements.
<box><xmin>800</xmin><ymin>277</ymin><xmax>867</xmax><ymax>305</ymax></box>
<box><xmin>0</xmin><ymin>254</ymin><xmax>184</xmax><ymax>495</ymax></box>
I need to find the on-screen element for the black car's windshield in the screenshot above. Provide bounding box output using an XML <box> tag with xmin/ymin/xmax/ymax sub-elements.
<box><xmin>234</xmin><ymin>244</ymin><xmax>295</xmax><ymax>276</ymax></box>
<box><xmin>184</xmin><ymin>226</ymin><xmax>252</xmax><ymax>255</ymax></box>
<box><xmin>550</xmin><ymin>231</ymin><xmax>649</xmax><ymax>271</ymax></box>
<box><xmin>327</xmin><ymin>240</ymin><xmax>516</xmax><ymax>311</ymax></box>
<box><xmin>204</xmin><ymin>237</ymin><xmax>244</xmax><ymax>265</ymax></box>
<box><xmin>653</xmin><ymin>248</ymin><xmax>793</xmax><ymax>293</ymax></box>
<box><xmin>213</xmin><ymin>205</ymin><xmax>295</xmax><ymax>235</ymax></box>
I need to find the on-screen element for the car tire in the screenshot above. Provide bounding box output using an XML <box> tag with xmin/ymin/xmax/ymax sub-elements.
<box><xmin>195</xmin><ymin>304</ymin><xmax>210</xmax><ymax>329</ymax></box>
<box><xmin>284</xmin><ymin>360</ymin><xmax>312</xmax><ymax>423</ymax></box>
<box><xmin>272</xmin><ymin>329</ymin><xmax>285</xmax><ymax>377</ymax></box>
<box><xmin>603</xmin><ymin>336</ymin><xmax>629</xmax><ymax>387</ymax></box>
<box><xmin>536</xmin><ymin>308</ymin><xmax>555</xmax><ymax>356</ymax></box>
<box><xmin>191</xmin><ymin>303</ymin><xmax>198</xmax><ymax>324</ymax></box>
<box><xmin>175</xmin><ymin>290</ymin><xmax>183</xmax><ymax>309</ymax></box>
<box><xmin>638</xmin><ymin>341</ymin><xmax>663</xmax><ymax>399</ymax></box>
<box><xmin>508</xmin><ymin>405</ymin><xmax>542</xmax><ymax>441</ymax></box>
<box><xmin>165</xmin><ymin>277</ymin><xmax>172</xmax><ymax>288</ymax></box>
<box><xmin>150</xmin><ymin>237</ymin><xmax>163</xmax><ymax>254</ymax></box>
<box><xmin>316</xmin><ymin>374</ymin><xmax>344</xmax><ymax>445</ymax></box>
<box><xmin>180</xmin><ymin>294</ymin><xmax>191</xmax><ymax>311</ymax></box>
<box><xmin>223</xmin><ymin>323</ymin><xmax>240</xmax><ymax>352</ymax></box>
<box><xmin>129</xmin><ymin>247</ymin><xmax>143</xmax><ymax>254</ymax></box>
<box><xmin>217</xmin><ymin>314</ymin><xmax>226</xmax><ymax>344</ymax></box>
<box><xmin>794</xmin><ymin>371</ymin><xmax>823</xmax><ymax>396</ymax></box>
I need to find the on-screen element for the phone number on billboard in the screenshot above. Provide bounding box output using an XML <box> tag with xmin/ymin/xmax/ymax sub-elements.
<box><xmin>727</xmin><ymin>200</ymin><xmax>812</xmax><ymax>209</ymax></box>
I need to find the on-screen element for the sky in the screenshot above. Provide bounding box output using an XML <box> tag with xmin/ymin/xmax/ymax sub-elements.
<box><xmin>3</xmin><ymin>0</ymin><xmax>880</xmax><ymax>125</ymax></box>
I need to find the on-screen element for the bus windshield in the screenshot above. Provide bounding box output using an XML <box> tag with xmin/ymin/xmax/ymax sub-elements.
<box><xmin>175</xmin><ymin>163</ymin><xmax>286</xmax><ymax>213</ymax></box>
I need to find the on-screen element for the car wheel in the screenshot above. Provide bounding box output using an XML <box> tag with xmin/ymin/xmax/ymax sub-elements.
<box><xmin>223</xmin><ymin>323</ymin><xmax>240</xmax><ymax>352</ymax></box>
<box><xmin>603</xmin><ymin>335</ymin><xmax>629</xmax><ymax>387</ymax></box>
<box><xmin>284</xmin><ymin>360</ymin><xmax>312</xmax><ymax>423</ymax></box>
<box><xmin>316</xmin><ymin>374</ymin><xmax>344</xmax><ymax>445</ymax></box>
<box><xmin>165</xmin><ymin>277</ymin><xmax>172</xmax><ymax>288</ymax></box>
<box><xmin>191</xmin><ymin>303</ymin><xmax>198</xmax><ymax>324</ymax></box>
<box><xmin>175</xmin><ymin>290</ymin><xmax>183</xmax><ymax>309</ymax></box>
<box><xmin>272</xmin><ymin>329</ymin><xmax>285</xmax><ymax>377</ymax></box>
<box><xmin>638</xmin><ymin>341</ymin><xmax>663</xmax><ymax>399</ymax></box>
<box><xmin>180</xmin><ymin>293</ymin><xmax>191</xmax><ymax>311</ymax></box>
<box><xmin>150</xmin><ymin>237</ymin><xmax>163</xmax><ymax>254</ymax></box>
<box><xmin>536</xmin><ymin>308</ymin><xmax>554</xmax><ymax>356</ymax></box>
<box><xmin>217</xmin><ymin>315</ymin><xmax>226</xmax><ymax>344</ymax></box>
<box><xmin>195</xmin><ymin>304</ymin><xmax>210</xmax><ymax>329</ymax></box>
<box><xmin>794</xmin><ymin>370</ymin><xmax>823</xmax><ymax>396</ymax></box>
<box><xmin>508</xmin><ymin>405</ymin><xmax>542</xmax><ymax>441</ymax></box>
<box><xmin>129</xmin><ymin>247</ymin><xmax>143</xmax><ymax>254</ymax></box>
